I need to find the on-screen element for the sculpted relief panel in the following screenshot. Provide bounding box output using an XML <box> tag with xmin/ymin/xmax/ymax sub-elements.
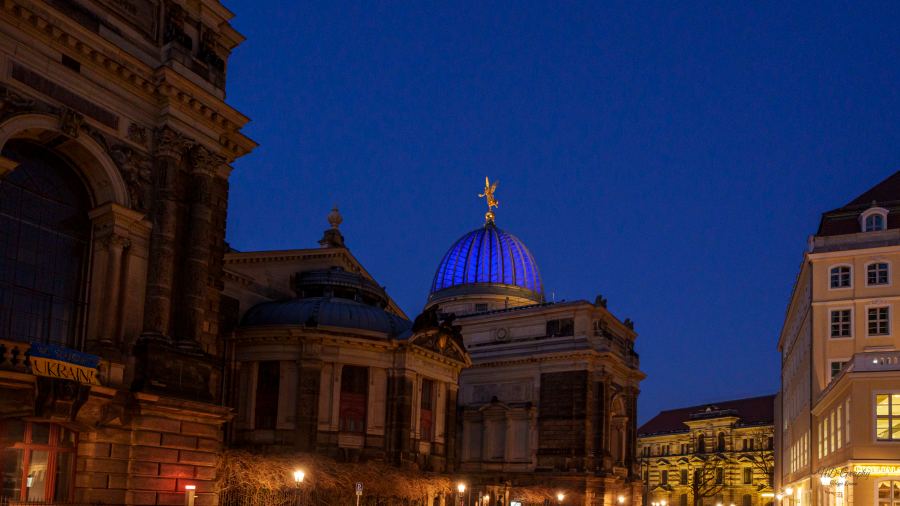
<box><xmin>470</xmin><ymin>381</ymin><xmax>533</xmax><ymax>404</ymax></box>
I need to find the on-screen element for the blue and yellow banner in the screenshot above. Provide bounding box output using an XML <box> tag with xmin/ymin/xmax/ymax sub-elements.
<box><xmin>29</xmin><ymin>343</ymin><xmax>100</xmax><ymax>385</ymax></box>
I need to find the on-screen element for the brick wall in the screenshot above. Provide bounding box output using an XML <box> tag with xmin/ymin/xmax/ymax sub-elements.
<box><xmin>76</xmin><ymin>394</ymin><xmax>229</xmax><ymax>506</ymax></box>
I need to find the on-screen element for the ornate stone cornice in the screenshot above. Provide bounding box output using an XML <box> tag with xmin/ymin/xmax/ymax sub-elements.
<box><xmin>0</xmin><ymin>1</ymin><xmax>256</xmax><ymax>162</ymax></box>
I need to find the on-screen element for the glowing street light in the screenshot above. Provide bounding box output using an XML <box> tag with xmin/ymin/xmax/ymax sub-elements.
<box><xmin>618</xmin><ymin>495</ymin><xmax>626</xmax><ymax>504</ymax></box>
<box><xmin>184</xmin><ymin>485</ymin><xmax>196</xmax><ymax>506</ymax></box>
<box><xmin>557</xmin><ymin>492</ymin><xmax>565</xmax><ymax>504</ymax></box>
<box><xmin>785</xmin><ymin>487</ymin><xmax>794</xmax><ymax>496</ymax></box>
<box><xmin>293</xmin><ymin>470</ymin><xmax>305</xmax><ymax>487</ymax></box>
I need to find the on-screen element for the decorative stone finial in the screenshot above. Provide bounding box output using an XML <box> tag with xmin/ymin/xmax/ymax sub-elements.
<box><xmin>319</xmin><ymin>206</ymin><xmax>345</xmax><ymax>248</ymax></box>
<box><xmin>327</xmin><ymin>206</ymin><xmax>343</xmax><ymax>229</ymax></box>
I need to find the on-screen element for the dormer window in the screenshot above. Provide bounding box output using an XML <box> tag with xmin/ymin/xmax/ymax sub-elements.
<box><xmin>861</xmin><ymin>206</ymin><xmax>888</xmax><ymax>232</ymax></box>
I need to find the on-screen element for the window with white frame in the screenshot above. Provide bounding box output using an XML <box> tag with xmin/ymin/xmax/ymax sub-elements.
<box><xmin>830</xmin><ymin>309</ymin><xmax>852</xmax><ymax>338</ymax></box>
<box><xmin>868</xmin><ymin>263</ymin><xmax>890</xmax><ymax>286</ymax></box>
<box><xmin>830</xmin><ymin>360</ymin><xmax>848</xmax><ymax>380</ymax></box>
<box><xmin>876</xmin><ymin>394</ymin><xmax>900</xmax><ymax>441</ymax></box>
<box><xmin>830</xmin><ymin>266</ymin><xmax>851</xmax><ymax>289</ymax></box>
<box><xmin>868</xmin><ymin>306</ymin><xmax>891</xmax><ymax>336</ymax></box>
<box><xmin>865</xmin><ymin>213</ymin><xmax>887</xmax><ymax>232</ymax></box>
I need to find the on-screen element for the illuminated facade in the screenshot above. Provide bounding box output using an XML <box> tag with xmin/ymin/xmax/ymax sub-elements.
<box><xmin>638</xmin><ymin>396</ymin><xmax>775</xmax><ymax>506</ymax></box>
<box><xmin>426</xmin><ymin>193</ymin><xmax>645</xmax><ymax>506</ymax></box>
<box><xmin>223</xmin><ymin>213</ymin><xmax>470</xmax><ymax>471</ymax></box>
<box><xmin>776</xmin><ymin>171</ymin><xmax>900</xmax><ymax>506</ymax></box>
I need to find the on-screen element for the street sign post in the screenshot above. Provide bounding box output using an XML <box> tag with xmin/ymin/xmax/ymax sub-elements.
<box><xmin>356</xmin><ymin>482</ymin><xmax>363</xmax><ymax>506</ymax></box>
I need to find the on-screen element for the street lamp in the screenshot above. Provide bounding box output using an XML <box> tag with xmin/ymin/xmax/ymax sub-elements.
<box><xmin>293</xmin><ymin>470</ymin><xmax>305</xmax><ymax>487</ymax></box>
<box><xmin>458</xmin><ymin>483</ymin><xmax>467</xmax><ymax>506</ymax></box>
<box><xmin>557</xmin><ymin>492</ymin><xmax>565</xmax><ymax>505</ymax></box>
<box><xmin>618</xmin><ymin>495</ymin><xmax>626</xmax><ymax>505</ymax></box>
<box><xmin>483</xmin><ymin>494</ymin><xmax>491</xmax><ymax>506</ymax></box>
<box><xmin>184</xmin><ymin>485</ymin><xmax>196</xmax><ymax>506</ymax></box>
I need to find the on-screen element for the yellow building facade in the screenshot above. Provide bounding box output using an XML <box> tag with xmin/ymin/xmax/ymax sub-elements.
<box><xmin>639</xmin><ymin>396</ymin><xmax>775</xmax><ymax>506</ymax></box>
<box><xmin>777</xmin><ymin>172</ymin><xmax>900</xmax><ymax>506</ymax></box>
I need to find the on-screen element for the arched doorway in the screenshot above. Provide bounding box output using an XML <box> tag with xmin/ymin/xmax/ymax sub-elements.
<box><xmin>0</xmin><ymin>139</ymin><xmax>92</xmax><ymax>347</ymax></box>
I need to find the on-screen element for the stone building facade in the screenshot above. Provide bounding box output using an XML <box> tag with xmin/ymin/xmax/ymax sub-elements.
<box><xmin>221</xmin><ymin>215</ymin><xmax>470</xmax><ymax>472</ymax></box>
<box><xmin>425</xmin><ymin>210</ymin><xmax>645</xmax><ymax>506</ymax></box>
<box><xmin>0</xmin><ymin>0</ymin><xmax>253</xmax><ymax>503</ymax></box>
<box><xmin>638</xmin><ymin>396</ymin><xmax>775</xmax><ymax>506</ymax></box>
<box><xmin>776</xmin><ymin>171</ymin><xmax>900</xmax><ymax>506</ymax></box>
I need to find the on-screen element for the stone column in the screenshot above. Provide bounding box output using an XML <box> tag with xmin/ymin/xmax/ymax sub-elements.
<box><xmin>445</xmin><ymin>383</ymin><xmax>459</xmax><ymax>470</ymax></box>
<box><xmin>386</xmin><ymin>369</ymin><xmax>414</xmax><ymax>465</ymax></box>
<box><xmin>141</xmin><ymin>126</ymin><xmax>192</xmax><ymax>342</ymax></box>
<box><xmin>295</xmin><ymin>358</ymin><xmax>322</xmax><ymax>451</ymax></box>
<box><xmin>100</xmin><ymin>233</ymin><xmax>130</xmax><ymax>346</ymax></box>
<box><xmin>177</xmin><ymin>146</ymin><xmax>224</xmax><ymax>349</ymax></box>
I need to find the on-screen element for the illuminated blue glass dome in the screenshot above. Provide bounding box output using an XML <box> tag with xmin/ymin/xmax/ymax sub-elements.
<box><xmin>429</xmin><ymin>222</ymin><xmax>543</xmax><ymax>303</ymax></box>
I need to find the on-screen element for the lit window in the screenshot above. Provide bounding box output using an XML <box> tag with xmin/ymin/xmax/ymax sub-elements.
<box><xmin>877</xmin><ymin>481</ymin><xmax>900</xmax><ymax>506</ymax></box>
<box><xmin>868</xmin><ymin>263</ymin><xmax>890</xmax><ymax>286</ymax></box>
<box><xmin>876</xmin><ymin>394</ymin><xmax>900</xmax><ymax>441</ymax></box>
<box><xmin>830</xmin><ymin>266</ymin><xmax>851</xmax><ymax>289</ymax></box>
<box><xmin>865</xmin><ymin>213</ymin><xmax>886</xmax><ymax>232</ymax></box>
<box><xmin>339</xmin><ymin>365</ymin><xmax>368</xmax><ymax>433</ymax></box>
<box><xmin>830</xmin><ymin>361</ymin><xmax>848</xmax><ymax>380</ymax></box>
<box><xmin>868</xmin><ymin>306</ymin><xmax>890</xmax><ymax>336</ymax></box>
<box><xmin>830</xmin><ymin>309</ymin><xmax>852</xmax><ymax>338</ymax></box>
<box><xmin>0</xmin><ymin>421</ymin><xmax>77</xmax><ymax>502</ymax></box>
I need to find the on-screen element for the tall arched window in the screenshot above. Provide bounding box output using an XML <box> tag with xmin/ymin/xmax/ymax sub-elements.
<box><xmin>717</xmin><ymin>432</ymin><xmax>726</xmax><ymax>451</ymax></box>
<box><xmin>0</xmin><ymin>140</ymin><xmax>91</xmax><ymax>348</ymax></box>
<box><xmin>697</xmin><ymin>433</ymin><xmax>706</xmax><ymax>453</ymax></box>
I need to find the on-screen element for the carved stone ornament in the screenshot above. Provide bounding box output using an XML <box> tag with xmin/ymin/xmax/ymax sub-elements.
<box><xmin>58</xmin><ymin>108</ymin><xmax>84</xmax><ymax>138</ymax></box>
<box><xmin>0</xmin><ymin>84</ymin><xmax>38</xmax><ymax>120</ymax></box>
<box><xmin>155</xmin><ymin>126</ymin><xmax>194</xmax><ymax>161</ymax></box>
<box><xmin>189</xmin><ymin>145</ymin><xmax>225</xmax><ymax>175</ymax></box>
<box><xmin>110</xmin><ymin>145</ymin><xmax>153</xmax><ymax>211</ymax></box>
<box><xmin>127</xmin><ymin>122</ymin><xmax>149</xmax><ymax>146</ymax></box>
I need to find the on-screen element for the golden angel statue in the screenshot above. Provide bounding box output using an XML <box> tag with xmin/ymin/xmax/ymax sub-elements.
<box><xmin>479</xmin><ymin>177</ymin><xmax>499</xmax><ymax>211</ymax></box>
<box><xmin>478</xmin><ymin>177</ymin><xmax>499</xmax><ymax>224</ymax></box>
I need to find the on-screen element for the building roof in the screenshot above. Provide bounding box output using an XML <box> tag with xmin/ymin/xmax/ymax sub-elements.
<box><xmin>638</xmin><ymin>394</ymin><xmax>776</xmax><ymax>437</ymax></box>
<box><xmin>429</xmin><ymin>222</ymin><xmax>543</xmax><ymax>304</ymax></box>
<box><xmin>241</xmin><ymin>297</ymin><xmax>412</xmax><ymax>337</ymax></box>
<box><xmin>817</xmin><ymin>171</ymin><xmax>900</xmax><ymax>237</ymax></box>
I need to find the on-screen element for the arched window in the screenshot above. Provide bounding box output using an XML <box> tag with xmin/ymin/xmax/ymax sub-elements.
<box><xmin>0</xmin><ymin>140</ymin><xmax>91</xmax><ymax>347</ymax></box>
<box><xmin>865</xmin><ymin>213</ymin><xmax>886</xmax><ymax>232</ymax></box>
<box><xmin>829</xmin><ymin>266</ymin><xmax>851</xmax><ymax>289</ymax></box>
<box><xmin>697</xmin><ymin>433</ymin><xmax>706</xmax><ymax>453</ymax></box>
<box><xmin>717</xmin><ymin>432</ymin><xmax>726</xmax><ymax>451</ymax></box>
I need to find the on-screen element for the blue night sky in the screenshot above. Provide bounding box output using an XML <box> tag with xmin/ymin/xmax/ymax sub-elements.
<box><xmin>223</xmin><ymin>1</ymin><xmax>900</xmax><ymax>423</ymax></box>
